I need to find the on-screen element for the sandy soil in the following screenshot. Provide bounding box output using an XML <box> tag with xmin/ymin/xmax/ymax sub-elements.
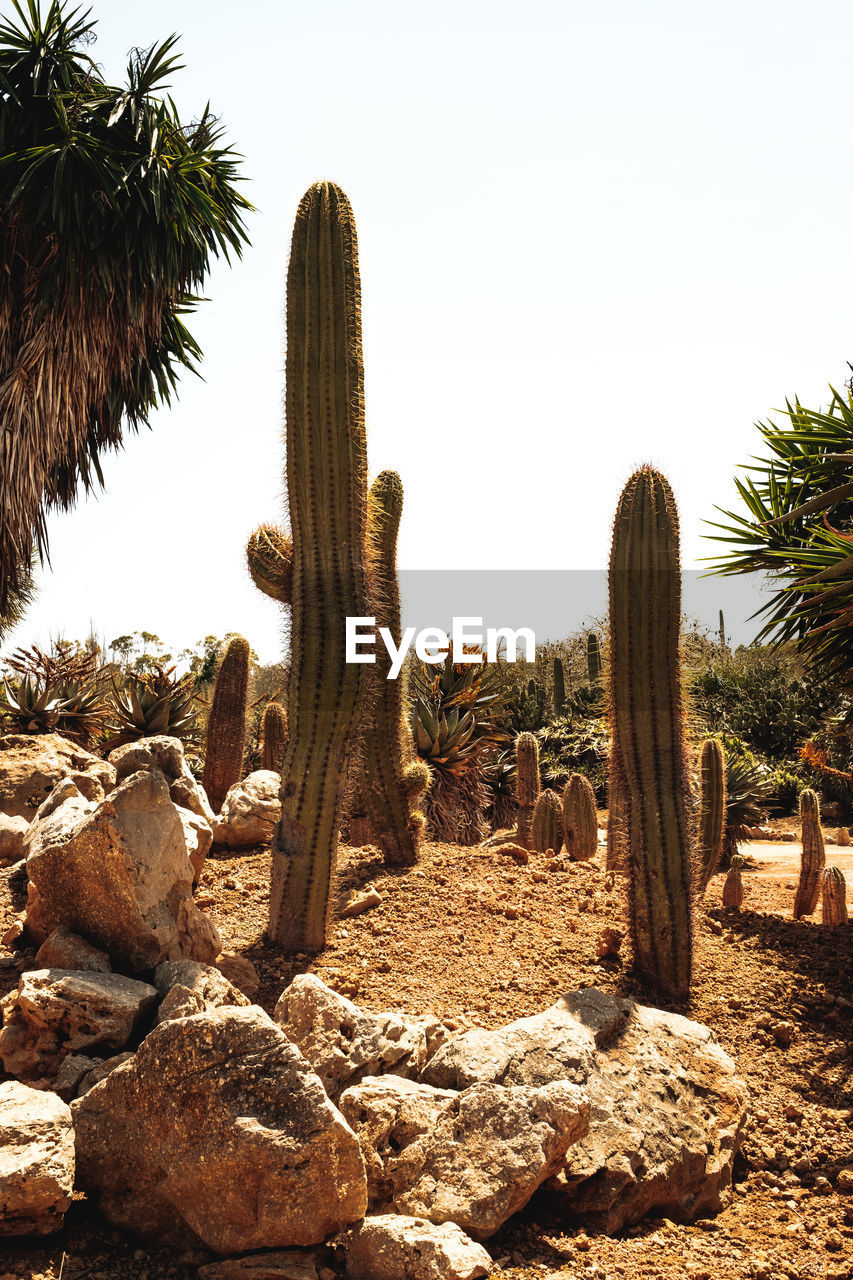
<box><xmin>0</xmin><ymin>820</ymin><xmax>851</xmax><ymax>1280</ymax></box>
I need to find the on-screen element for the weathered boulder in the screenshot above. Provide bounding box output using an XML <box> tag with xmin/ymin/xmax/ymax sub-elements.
<box><xmin>72</xmin><ymin>1005</ymin><xmax>368</xmax><ymax>1254</ymax></box>
<box><xmin>275</xmin><ymin>974</ymin><xmax>445</xmax><ymax>1101</ymax></box>
<box><xmin>177</xmin><ymin>804</ymin><xmax>213</xmax><ymax>883</ymax></box>
<box><xmin>35</xmin><ymin>927</ymin><xmax>112</xmax><ymax>973</ymax></box>
<box><xmin>213</xmin><ymin>770</ymin><xmax>281</xmax><ymax>849</ymax></box>
<box><xmin>75</xmin><ymin>1052</ymin><xmax>133</xmax><ymax>1097</ymax></box>
<box><xmin>0</xmin><ymin>733</ymin><xmax>114</xmax><ymax>821</ymax></box>
<box><xmin>0</xmin><ymin>1081</ymin><xmax>75</xmax><ymax>1236</ymax></box>
<box><xmin>337</xmin><ymin>1215</ymin><xmax>493</xmax><ymax>1280</ymax></box>
<box><xmin>108</xmin><ymin>735</ymin><xmax>215</xmax><ymax>826</ymax></box>
<box><xmin>0</xmin><ymin>813</ymin><xmax>28</xmax><ymax>865</ymax></box>
<box><xmin>339</xmin><ymin>1073</ymin><xmax>589</xmax><ymax>1239</ymax></box>
<box><xmin>216</xmin><ymin>952</ymin><xmax>261</xmax><ymax>1001</ymax></box>
<box><xmin>0</xmin><ymin>969</ymin><xmax>156</xmax><ymax>1083</ymax></box>
<box><xmin>154</xmin><ymin>958</ymin><xmax>251</xmax><ymax>1025</ymax></box>
<box><xmin>52</xmin><ymin>1053</ymin><xmax>101</xmax><ymax>1102</ymax></box>
<box><xmin>198</xmin><ymin>1252</ymin><xmax>321</xmax><ymax>1280</ymax></box>
<box><xmin>24</xmin><ymin>769</ymin><xmax>222</xmax><ymax>970</ymax></box>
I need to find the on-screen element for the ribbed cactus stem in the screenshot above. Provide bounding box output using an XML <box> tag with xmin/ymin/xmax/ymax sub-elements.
<box><xmin>821</xmin><ymin>865</ymin><xmax>848</xmax><ymax>926</ymax></box>
<box><xmin>793</xmin><ymin>789</ymin><xmax>825</xmax><ymax>919</ymax></box>
<box><xmin>357</xmin><ymin>470</ymin><xmax>427</xmax><ymax>866</ymax></box>
<box><xmin>563</xmin><ymin>772</ymin><xmax>597</xmax><ymax>862</ymax></box>
<box><xmin>722</xmin><ymin>854</ymin><xmax>744</xmax><ymax>909</ymax></box>
<box><xmin>587</xmin><ymin>631</ymin><xmax>602</xmax><ymax>685</ymax></box>
<box><xmin>697</xmin><ymin>738</ymin><xmax>726</xmax><ymax>893</ymax></box>
<box><xmin>553</xmin><ymin>657</ymin><xmax>566</xmax><ymax>715</ymax></box>
<box><xmin>515</xmin><ymin>732</ymin><xmax>540</xmax><ymax>850</ymax></box>
<box><xmin>532</xmin><ymin>788</ymin><xmax>563</xmax><ymax>854</ymax></box>
<box><xmin>202</xmin><ymin>635</ymin><xmax>250</xmax><ymax>812</ymax></box>
<box><xmin>606</xmin><ymin>751</ymin><xmax>626</xmax><ymax>873</ymax></box>
<box><xmin>609</xmin><ymin>466</ymin><xmax>693</xmax><ymax>999</ymax></box>
<box><xmin>268</xmin><ymin>181</ymin><xmax>372</xmax><ymax>951</ymax></box>
<box><xmin>247</xmin><ymin>524</ymin><xmax>293</xmax><ymax>604</ymax></box>
<box><xmin>262</xmin><ymin>701</ymin><xmax>288</xmax><ymax>773</ymax></box>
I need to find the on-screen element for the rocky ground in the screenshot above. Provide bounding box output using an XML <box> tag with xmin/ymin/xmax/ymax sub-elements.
<box><xmin>0</xmin><ymin>820</ymin><xmax>851</xmax><ymax>1280</ymax></box>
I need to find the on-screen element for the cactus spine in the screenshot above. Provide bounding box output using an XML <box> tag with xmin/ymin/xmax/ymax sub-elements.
<box><xmin>532</xmin><ymin>788</ymin><xmax>563</xmax><ymax>854</ymax></box>
<box><xmin>697</xmin><ymin>738</ymin><xmax>726</xmax><ymax>893</ymax></box>
<box><xmin>609</xmin><ymin>466</ymin><xmax>693</xmax><ymax>999</ymax></box>
<box><xmin>553</xmin><ymin>657</ymin><xmax>566</xmax><ymax>715</ymax></box>
<box><xmin>587</xmin><ymin>631</ymin><xmax>602</xmax><ymax>685</ymax></box>
<box><xmin>606</xmin><ymin>753</ymin><xmax>626</xmax><ymax>872</ymax></box>
<box><xmin>268</xmin><ymin>182</ymin><xmax>373</xmax><ymax>951</ymax></box>
<box><xmin>202</xmin><ymin>635</ymin><xmax>250</xmax><ymax>812</ymax></box>
<box><xmin>793</xmin><ymin>788</ymin><xmax>825</xmax><ymax>919</ymax></box>
<box><xmin>357</xmin><ymin>471</ymin><xmax>429</xmax><ymax>865</ymax></box>
<box><xmin>563</xmin><ymin>772</ymin><xmax>597</xmax><ymax>861</ymax></box>
<box><xmin>262</xmin><ymin>701</ymin><xmax>288</xmax><ymax>773</ymax></box>
<box><xmin>821</xmin><ymin>865</ymin><xmax>848</xmax><ymax>926</ymax></box>
<box><xmin>722</xmin><ymin>853</ymin><xmax>744</xmax><ymax>908</ymax></box>
<box><xmin>515</xmin><ymin>732</ymin><xmax>540</xmax><ymax>849</ymax></box>
<box><xmin>247</xmin><ymin>524</ymin><xmax>292</xmax><ymax>604</ymax></box>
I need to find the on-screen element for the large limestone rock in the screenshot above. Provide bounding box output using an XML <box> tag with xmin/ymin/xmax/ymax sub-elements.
<box><xmin>177</xmin><ymin>804</ymin><xmax>213</xmax><ymax>883</ymax></box>
<box><xmin>337</xmin><ymin>1215</ymin><xmax>493</xmax><ymax>1280</ymax></box>
<box><xmin>0</xmin><ymin>969</ymin><xmax>156</xmax><ymax>1083</ymax></box>
<box><xmin>338</xmin><ymin>1073</ymin><xmax>589</xmax><ymax>1239</ymax></box>
<box><xmin>275</xmin><ymin>974</ymin><xmax>445</xmax><ymax>1102</ymax></box>
<box><xmin>72</xmin><ymin>1005</ymin><xmax>368</xmax><ymax>1254</ymax></box>
<box><xmin>213</xmin><ymin>770</ymin><xmax>281</xmax><ymax>848</ymax></box>
<box><xmin>24</xmin><ymin>769</ymin><xmax>221</xmax><ymax>971</ymax></box>
<box><xmin>0</xmin><ymin>733</ymin><xmax>114</xmax><ymax>821</ymax></box>
<box><xmin>0</xmin><ymin>1081</ymin><xmax>75</xmax><ymax>1236</ymax></box>
<box><xmin>153</xmin><ymin>958</ymin><xmax>251</xmax><ymax>1025</ymax></box>
<box><xmin>108</xmin><ymin>736</ymin><xmax>215</xmax><ymax>826</ymax></box>
<box><xmin>424</xmin><ymin>988</ymin><xmax>748</xmax><ymax>1233</ymax></box>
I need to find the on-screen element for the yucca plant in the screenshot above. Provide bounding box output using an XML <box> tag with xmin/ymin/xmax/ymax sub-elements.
<box><xmin>0</xmin><ymin>1</ymin><xmax>250</xmax><ymax>612</ymax></box>
<box><xmin>104</xmin><ymin>664</ymin><xmax>200</xmax><ymax>750</ymax></box>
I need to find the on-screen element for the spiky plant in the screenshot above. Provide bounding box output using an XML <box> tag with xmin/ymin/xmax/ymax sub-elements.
<box><xmin>261</xmin><ymin>701</ymin><xmax>288</xmax><ymax>773</ymax></box>
<box><xmin>562</xmin><ymin>772</ymin><xmax>597</xmax><ymax>861</ymax></box>
<box><xmin>104</xmin><ymin>664</ymin><xmax>199</xmax><ymax>750</ymax></box>
<box><xmin>202</xmin><ymin>636</ymin><xmax>250</xmax><ymax>812</ymax></box>
<box><xmin>247</xmin><ymin>524</ymin><xmax>292</xmax><ymax>605</ymax></box>
<box><xmin>515</xmin><ymin>731</ymin><xmax>540</xmax><ymax>849</ymax></box>
<box><xmin>697</xmin><ymin>738</ymin><xmax>726</xmax><ymax>892</ymax></box>
<box><xmin>722</xmin><ymin>853</ymin><xmax>744</xmax><ymax>908</ymax></box>
<box><xmin>553</xmin><ymin>657</ymin><xmax>566</xmax><ymax>715</ymax></box>
<box><xmin>0</xmin><ymin>2</ymin><xmax>250</xmax><ymax>613</ymax></box>
<box><xmin>532</xmin><ymin>788</ymin><xmax>563</xmax><ymax>854</ymax></box>
<box><xmin>821</xmin><ymin>865</ymin><xmax>848</xmax><ymax>926</ymax></box>
<box><xmin>609</xmin><ymin>466</ymin><xmax>693</xmax><ymax>999</ymax></box>
<box><xmin>485</xmin><ymin>747</ymin><xmax>517</xmax><ymax>832</ymax></box>
<box><xmin>793</xmin><ymin>788</ymin><xmax>825</xmax><ymax>919</ymax></box>
<box><xmin>0</xmin><ymin>645</ymin><xmax>106</xmax><ymax>744</ymax></box>
<box><xmin>721</xmin><ymin>753</ymin><xmax>773</xmax><ymax>865</ymax></box>
<box><xmin>0</xmin><ymin>553</ymin><xmax>37</xmax><ymax>640</ymax></box>
<box><xmin>587</xmin><ymin>631</ymin><xmax>602</xmax><ymax>685</ymax></box>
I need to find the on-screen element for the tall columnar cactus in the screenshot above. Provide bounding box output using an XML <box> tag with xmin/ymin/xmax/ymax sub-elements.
<box><xmin>722</xmin><ymin>853</ymin><xmax>744</xmax><ymax>908</ymax></box>
<box><xmin>609</xmin><ymin>466</ymin><xmax>693</xmax><ymax>999</ymax></box>
<box><xmin>262</xmin><ymin>701</ymin><xmax>288</xmax><ymax>773</ymax></box>
<box><xmin>587</xmin><ymin>631</ymin><xmax>602</xmax><ymax>685</ymax></box>
<box><xmin>562</xmin><ymin>772</ymin><xmax>597</xmax><ymax>861</ymax></box>
<box><xmin>553</xmin><ymin>657</ymin><xmax>566</xmax><ymax>715</ymax></box>
<box><xmin>202</xmin><ymin>635</ymin><xmax>250</xmax><ymax>812</ymax></box>
<box><xmin>247</xmin><ymin>524</ymin><xmax>292</xmax><ymax>604</ymax></box>
<box><xmin>268</xmin><ymin>181</ymin><xmax>373</xmax><ymax>951</ymax></box>
<box><xmin>515</xmin><ymin>731</ymin><xmax>540</xmax><ymax>850</ymax></box>
<box><xmin>357</xmin><ymin>470</ymin><xmax>429</xmax><ymax>865</ymax></box>
<box><xmin>793</xmin><ymin>788</ymin><xmax>825</xmax><ymax>920</ymax></box>
<box><xmin>821</xmin><ymin>865</ymin><xmax>849</xmax><ymax>926</ymax></box>
<box><xmin>697</xmin><ymin>738</ymin><xmax>726</xmax><ymax>893</ymax></box>
<box><xmin>532</xmin><ymin>788</ymin><xmax>563</xmax><ymax>854</ymax></box>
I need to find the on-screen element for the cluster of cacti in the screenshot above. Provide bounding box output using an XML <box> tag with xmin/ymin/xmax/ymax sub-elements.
<box><xmin>261</xmin><ymin>701</ymin><xmax>288</xmax><ymax>773</ymax></box>
<box><xmin>553</xmin><ymin>657</ymin><xmax>566</xmax><ymax>715</ymax></box>
<box><xmin>608</xmin><ymin>466</ymin><xmax>693</xmax><ymax>1000</ymax></box>
<box><xmin>515</xmin><ymin>732</ymin><xmax>540</xmax><ymax>849</ymax></box>
<box><xmin>563</xmin><ymin>772</ymin><xmax>597</xmax><ymax>861</ymax></box>
<box><xmin>532</xmin><ymin>788</ymin><xmax>562</xmax><ymax>854</ymax></box>
<box><xmin>793</xmin><ymin>788</ymin><xmax>825</xmax><ymax>920</ymax></box>
<box><xmin>696</xmin><ymin>738</ymin><xmax>726</xmax><ymax>893</ymax></box>
<box><xmin>587</xmin><ymin>631</ymin><xmax>602</xmax><ymax>685</ymax></box>
<box><xmin>821</xmin><ymin>865</ymin><xmax>849</xmax><ymax>926</ymax></box>
<box><xmin>202</xmin><ymin>635</ymin><xmax>250</xmax><ymax>812</ymax></box>
<box><xmin>722</xmin><ymin>853</ymin><xmax>744</xmax><ymax>908</ymax></box>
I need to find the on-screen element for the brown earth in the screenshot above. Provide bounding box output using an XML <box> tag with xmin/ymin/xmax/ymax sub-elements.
<box><xmin>0</xmin><ymin>818</ymin><xmax>851</xmax><ymax>1280</ymax></box>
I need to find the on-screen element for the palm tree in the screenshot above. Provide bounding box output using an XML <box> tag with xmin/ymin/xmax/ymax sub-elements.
<box><xmin>0</xmin><ymin>0</ymin><xmax>251</xmax><ymax>611</ymax></box>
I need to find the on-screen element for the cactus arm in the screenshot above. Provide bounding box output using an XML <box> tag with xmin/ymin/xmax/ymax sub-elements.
<box><xmin>247</xmin><ymin>525</ymin><xmax>293</xmax><ymax>605</ymax></box>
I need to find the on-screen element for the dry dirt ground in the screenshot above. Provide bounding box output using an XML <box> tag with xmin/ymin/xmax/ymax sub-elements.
<box><xmin>0</xmin><ymin>818</ymin><xmax>851</xmax><ymax>1280</ymax></box>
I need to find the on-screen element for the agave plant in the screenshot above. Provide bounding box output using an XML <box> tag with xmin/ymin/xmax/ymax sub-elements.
<box><xmin>722</xmin><ymin>752</ymin><xmax>774</xmax><ymax>864</ymax></box>
<box><xmin>104</xmin><ymin>664</ymin><xmax>200</xmax><ymax>750</ymax></box>
<box><xmin>0</xmin><ymin>645</ymin><xmax>107</xmax><ymax>743</ymax></box>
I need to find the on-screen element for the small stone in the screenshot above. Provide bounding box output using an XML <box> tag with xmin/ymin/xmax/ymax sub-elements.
<box><xmin>595</xmin><ymin>926</ymin><xmax>622</xmax><ymax>958</ymax></box>
<box><xmin>835</xmin><ymin>1168</ymin><xmax>853</xmax><ymax>1193</ymax></box>
<box><xmin>337</xmin><ymin>1215</ymin><xmax>493</xmax><ymax>1280</ymax></box>
<box><xmin>770</xmin><ymin>1022</ymin><xmax>795</xmax><ymax>1048</ymax></box>
<box><xmin>340</xmin><ymin>888</ymin><xmax>382</xmax><ymax>919</ymax></box>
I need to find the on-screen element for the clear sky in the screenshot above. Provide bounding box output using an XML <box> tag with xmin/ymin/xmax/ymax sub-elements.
<box><xmin>5</xmin><ymin>0</ymin><xmax>852</xmax><ymax>663</ymax></box>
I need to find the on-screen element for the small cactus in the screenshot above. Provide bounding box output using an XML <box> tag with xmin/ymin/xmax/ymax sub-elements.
<box><xmin>836</xmin><ymin>827</ymin><xmax>850</xmax><ymax>847</ymax></box>
<box><xmin>821</xmin><ymin>865</ymin><xmax>848</xmax><ymax>926</ymax></box>
<box><xmin>202</xmin><ymin>635</ymin><xmax>251</xmax><ymax>812</ymax></box>
<box><xmin>793</xmin><ymin>788</ymin><xmax>825</xmax><ymax>919</ymax></box>
<box><xmin>261</xmin><ymin>701</ymin><xmax>288</xmax><ymax>773</ymax></box>
<box><xmin>722</xmin><ymin>853</ymin><xmax>744</xmax><ymax>908</ymax></box>
<box><xmin>515</xmin><ymin>732</ymin><xmax>540</xmax><ymax>849</ymax></box>
<box><xmin>587</xmin><ymin>631</ymin><xmax>602</xmax><ymax>685</ymax></box>
<box><xmin>562</xmin><ymin>772</ymin><xmax>597</xmax><ymax>861</ymax></box>
<box><xmin>553</xmin><ymin>657</ymin><xmax>566</xmax><ymax>715</ymax></box>
<box><xmin>247</xmin><ymin>523</ymin><xmax>292</xmax><ymax>604</ymax></box>
<box><xmin>697</xmin><ymin>738</ymin><xmax>726</xmax><ymax>893</ymax></box>
<box><xmin>532</xmin><ymin>788</ymin><xmax>563</xmax><ymax>854</ymax></box>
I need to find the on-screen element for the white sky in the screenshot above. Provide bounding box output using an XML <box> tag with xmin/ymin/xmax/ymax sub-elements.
<box><xmin>5</xmin><ymin>0</ymin><xmax>852</xmax><ymax>663</ymax></box>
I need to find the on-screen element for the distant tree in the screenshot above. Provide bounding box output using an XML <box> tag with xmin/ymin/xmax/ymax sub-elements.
<box><xmin>0</xmin><ymin>0</ymin><xmax>251</xmax><ymax>611</ymax></box>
